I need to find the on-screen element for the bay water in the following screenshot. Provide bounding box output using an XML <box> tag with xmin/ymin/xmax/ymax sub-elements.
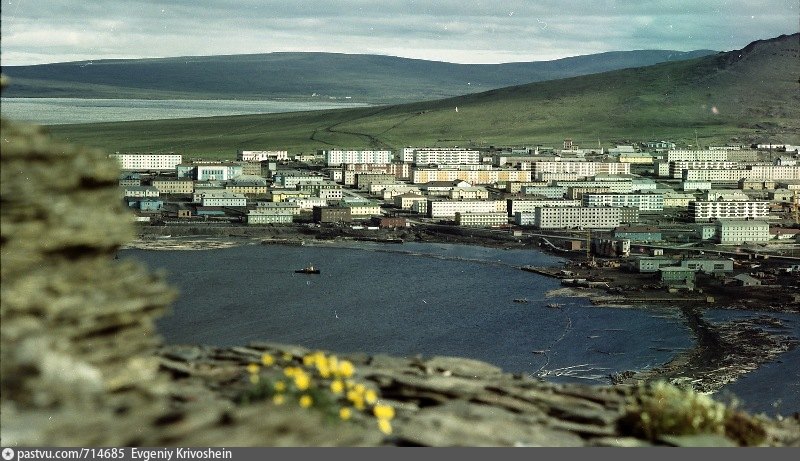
<box><xmin>120</xmin><ymin>240</ymin><xmax>800</xmax><ymax>416</ymax></box>
<box><xmin>0</xmin><ymin>97</ymin><xmax>370</xmax><ymax>125</ymax></box>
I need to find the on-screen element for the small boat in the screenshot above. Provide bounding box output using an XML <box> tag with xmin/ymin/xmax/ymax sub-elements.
<box><xmin>547</xmin><ymin>303</ymin><xmax>564</xmax><ymax>309</ymax></box>
<box><xmin>513</xmin><ymin>298</ymin><xmax>529</xmax><ymax>303</ymax></box>
<box><xmin>295</xmin><ymin>264</ymin><xmax>320</xmax><ymax>274</ymax></box>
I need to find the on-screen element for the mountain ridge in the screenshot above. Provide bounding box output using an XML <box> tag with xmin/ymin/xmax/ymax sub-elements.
<box><xmin>2</xmin><ymin>48</ymin><xmax>716</xmax><ymax>104</ymax></box>
<box><xmin>41</xmin><ymin>33</ymin><xmax>800</xmax><ymax>155</ymax></box>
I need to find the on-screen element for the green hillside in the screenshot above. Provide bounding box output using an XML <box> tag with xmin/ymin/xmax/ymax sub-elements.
<box><xmin>3</xmin><ymin>49</ymin><xmax>715</xmax><ymax>104</ymax></box>
<box><xmin>46</xmin><ymin>34</ymin><xmax>800</xmax><ymax>159</ymax></box>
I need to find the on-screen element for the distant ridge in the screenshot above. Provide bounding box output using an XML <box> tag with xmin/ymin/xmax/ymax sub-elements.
<box><xmin>44</xmin><ymin>33</ymin><xmax>800</xmax><ymax>155</ymax></box>
<box><xmin>2</xmin><ymin>49</ymin><xmax>716</xmax><ymax>104</ymax></box>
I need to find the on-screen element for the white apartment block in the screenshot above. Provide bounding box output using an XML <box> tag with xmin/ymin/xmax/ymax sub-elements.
<box><xmin>427</xmin><ymin>200</ymin><xmax>506</xmax><ymax>219</ymax></box>
<box><xmin>403</xmin><ymin>147</ymin><xmax>481</xmax><ymax>165</ymax></box>
<box><xmin>508</xmin><ymin>199</ymin><xmax>581</xmax><ymax>216</ymax></box>
<box><xmin>682</xmin><ymin>180</ymin><xmax>713</xmax><ymax>191</ymax></box>
<box><xmin>323</xmin><ymin>150</ymin><xmax>393</xmax><ymax>166</ymax></box>
<box><xmin>664</xmin><ymin>150</ymin><xmax>728</xmax><ymax>162</ymax></box>
<box><xmin>555</xmin><ymin>180</ymin><xmax>634</xmax><ymax>194</ymax></box>
<box><xmin>285</xmin><ymin>197</ymin><xmax>327</xmax><ymax>210</ymax></box>
<box><xmin>704</xmin><ymin>190</ymin><xmax>751</xmax><ymax>201</ymax></box>
<box><xmin>237</xmin><ymin>150</ymin><xmax>289</xmax><ymax>162</ymax></box>
<box><xmin>683</xmin><ymin>169</ymin><xmax>752</xmax><ymax>182</ymax></box>
<box><xmin>274</xmin><ymin>174</ymin><xmax>325</xmax><ymax>189</ymax></box>
<box><xmin>539</xmin><ymin>173</ymin><xmax>581</xmax><ymax>182</ymax></box>
<box><xmin>532</xmin><ymin>207</ymin><xmax>622</xmax><ymax>229</ymax></box>
<box><xmin>716</xmin><ymin>220</ymin><xmax>770</xmax><ymax>244</ymax></box>
<box><xmin>411</xmin><ymin>168</ymin><xmax>531</xmax><ymax>185</ymax></box>
<box><xmin>669</xmin><ymin>161</ymin><xmax>742</xmax><ymax>179</ymax></box>
<box><xmin>110</xmin><ymin>153</ymin><xmax>183</xmax><ymax>171</ymax></box>
<box><xmin>747</xmin><ymin>165</ymin><xmax>800</xmax><ymax>181</ymax></box>
<box><xmin>505</xmin><ymin>181</ymin><xmax>549</xmax><ymax>193</ymax></box>
<box><xmin>177</xmin><ymin>163</ymin><xmax>243</xmax><ymax>181</ymax></box>
<box><xmin>683</xmin><ymin>165</ymin><xmax>800</xmax><ymax>183</ymax></box>
<box><xmin>520</xmin><ymin>186</ymin><xmax>568</xmax><ymax>198</ymax></box>
<box><xmin>455</xmin><ymin>212</ymin><xmax>509</xmax><ymax>227</ymax></box>
<box><xmin>689</xmin><ymin>200</ymin><xmax>770</xmax><ymax>222</ymax></box>
<box><xmin>247</xmin><ymin>205</ymin><xmax>297</xmax><ymax>224</ymax></box>
<box><xmin>199</xmin><ymin>192</ymin><xmax>247</xmax><ymax>207</ymax></box>
<box><xmin>532</xmin><ymin>162</ymin><xmax>631</xmax><ymax>180</ymax></box>
<box><xmin>582</xmin><ymin>194</ymin><xmax>664</xmax><ymax>211</ymax></box>
<box><xmin>122</xmin><ymin>186</ymin><xmax>160</xmax><ymax>198</ymax></box>
<box><xmin>449</xmin><ymin>187</ymin><xmax>489</xmax><ymax>200</ymax></box>
<box><xmin>254</xmin><ymin>202</ymin><xmax>302</xmax><ymax>215</ymax></box>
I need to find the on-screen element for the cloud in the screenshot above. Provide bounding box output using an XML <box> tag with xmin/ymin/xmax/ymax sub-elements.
<box><xmin>1</xmin><ymin>0</ymin><xmax>797</xmax><ymax>65</ymax></box>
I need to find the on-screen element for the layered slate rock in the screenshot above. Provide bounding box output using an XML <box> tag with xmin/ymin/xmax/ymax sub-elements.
<box><xmin>0</xmin><ymin>117</ymin><xmax>176</xmax><ymax>444</ymax></box>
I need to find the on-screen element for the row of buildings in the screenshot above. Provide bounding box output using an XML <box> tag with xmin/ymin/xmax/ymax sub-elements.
<box><xmin>111</xmin><ymin>144</ymin><xmax>800</xmax><ymax>245</ymax></box>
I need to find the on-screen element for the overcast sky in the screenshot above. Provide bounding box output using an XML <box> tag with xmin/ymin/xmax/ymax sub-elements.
<box><xmin>1</xmin><ymin>0</ymin><xmax>797</xmax><ymax>66</ymax></box>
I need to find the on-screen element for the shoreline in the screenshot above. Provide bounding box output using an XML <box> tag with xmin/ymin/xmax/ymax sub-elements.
<box><xmin>123</xmin><ymin>226</ymin><xmax>800</xmax><ymax>405</ymax></box>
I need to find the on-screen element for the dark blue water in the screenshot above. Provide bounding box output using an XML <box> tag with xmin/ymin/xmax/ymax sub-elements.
<box><xmin>121</xmin><ymin>241</ymin><xmax>799</xmax><ymax>416</ymax></box>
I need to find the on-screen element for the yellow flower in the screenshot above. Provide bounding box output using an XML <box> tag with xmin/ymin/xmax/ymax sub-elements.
<box><xmin>299</xmin><ymin>395</ymin><xmax>313</xmax><ymax>408</ymax></box>
<box><xmin>303</xmin><ymin>354</ymin><xmax>315</xmax><ymax>366</ymax></box>
<box><xmin>318</xmin><ymin>364</ymin><xmax>331</xmax><ymax>379</ymax></box>
<box><xmin>246</xmin><ymin>363</ymin><xmax>260</xmax><ymax>375</ymax></box>
<box><xmin>373</xmin><ymin>404</ymin><xmax>395</xmax><ymax>420</ymax></box>
<box><xmin>261</xmin><ymin>353</ymin><xmax>275</xmax><ymax>366</ymax></box>
<box><xmin>338</xmin><ymin>360</ymin><xmax>355</xmax><ymax>378</ymax></box>
<box><xmin>249</xmin><ymin>374</ymin><xmax>259</xmax><ymax>385</ymax></box>
<box><xmin>347</xmin><ymin>389</ymin><xmax>365</xmax><ymax>410</ymax></box>
<box><xmin>282</xmin><ymin>352</ymin><xmax>292</xmax><ymax>362</ymax></box>
<box><xmin>330</xmin><ymin>380</ymin><xmax>345</xmax><ymax>395</ymax></box>
<box><xmin>353</xmin><ymin>383</ymin><xmax>366</xmax><ymax>395</ymax></box>
<box><xmin>377</xmin><ymin>418</ymin><xmax>392</xmax><ymax>435</ymax></box>
<box><xmin>339</xmin><ymin>407</ymin><xmax>352</xmax><ymax>421</ymax></box>
<box><xmin>294</xmin><ymin>372</ymin><xmax>311</xmax><ymax>391</ymax></box>
<box><xmin>283</xmin><ymin>367</ymin><xmax>297</xmax><ymax>377</ymax></box>
<box><xmin>273</xmin><ymin>394</ymin><xmax>285</xmax><ymax>405</ymax></box>
<box><xmin>274</xmin><ymin>380</ymin><xmax>286</xmax><ymax>392</ymax></box>
<box><xmin>365</xmin><ymin>389</ymin><xmax>378</xmax><ymax>405</ymax></box>
<box><xmin>328</xmin><ymin>355</ymin><xmax>339</xmax><ymax>371</ymax></box>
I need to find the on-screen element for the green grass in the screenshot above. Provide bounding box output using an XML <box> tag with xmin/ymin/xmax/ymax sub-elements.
<box><xmin>44</xmin><ymin>34</ymin><xmax>800</xmax><ymax>160</ymax></box>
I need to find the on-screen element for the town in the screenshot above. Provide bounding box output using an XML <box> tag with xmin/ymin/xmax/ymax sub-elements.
<box><xmin>115</xmin><ymin>140</ymin><xmax>800</xmax><ymax>305</ymax></box>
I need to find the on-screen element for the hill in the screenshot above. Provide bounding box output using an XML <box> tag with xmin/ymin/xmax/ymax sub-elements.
<box><xmin>2</xmin><ymin>49</ymin><xmax>716</xmax><ymax>104</ymax></box>
<box><xmin>44</xmin><ymin>33</ymin><xmax>800</xmax><ymax>157</ymax></box>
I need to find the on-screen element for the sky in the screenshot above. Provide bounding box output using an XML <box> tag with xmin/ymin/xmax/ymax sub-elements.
<box><xmin>1</xmin><ymin>0</ymin><xmax>797</xmax><ymax>66</ymax></box>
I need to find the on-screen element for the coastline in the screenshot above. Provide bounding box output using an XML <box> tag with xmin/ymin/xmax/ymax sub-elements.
<box><xmin>124</xmin><ymin>226</ymin><xmax>800</xmax><ymax>407</ymax></box>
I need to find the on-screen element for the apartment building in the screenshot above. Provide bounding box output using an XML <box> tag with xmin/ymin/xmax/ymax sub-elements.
<box><xmin>411</xmin><ymin>168</ymin><xmax>531</xmax><ymax>185</ymax></box>
<box><xmin>246</xmin><ymin>204</ymin><xmax>298</xmax><ymax>224</ymax></box>
<box><xmin>427</xmin><ymin>199</ymin><xmax>506</xmax><ymax>219</ymax></box>
<box><xmin>582</xmin><ymin>193</ymin><xmax>664</xmax><ymax>211</ymax></box>
<box><xmin>531</xmin><ymin>161</ymin><xmax>631</xmax><ymax>180</ymax></box>
<box><xmin>110</xmin><ymin>153</ymin><xmax>183</xmax><ymax>171</ymax></box>
<box><xmin>532</xmin><ymin>207</ymin><xmax>621</xmax><ymax>229</ymax></box>
<box><xmin>508</xmin><ymin>199</ymin><xmax>581</xmax><ymax>216</ymax></box>
<box><xmin>403</xmin><ymin>147</ymin><xmax>481</xmax><ymax>165</ymax></box>
<box><xmin>151</xmin><ymin>179</ymin><xmax>194</xmax><ymax>194</ymax></box>
<box><xmin>455</xmin><ymin>212</ymin><xmax>509</xmax><ymax>227</ymax></box>
<box><xmin>237</xmin><ymin>150</ymin><xmax>289</xmax><ymax>162</ymax></box>
<box><xmin>688</xmin><ymin>200</ymin><xmax>770</xmax><ymax>222</ymax></box>
<box><xmin>322</xmin><ymin>149</ymin><xmax>393</xmax><ymax>166</ymax></box>
<box><xmin>664</xmin><ymin>150</ymin><xmax>728</xmax><ymax>162</ymax></box>
<box><xmin>716</xmin><ymin>220</ymin><xmax>770</xmax><ymax>244</ymax></box>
